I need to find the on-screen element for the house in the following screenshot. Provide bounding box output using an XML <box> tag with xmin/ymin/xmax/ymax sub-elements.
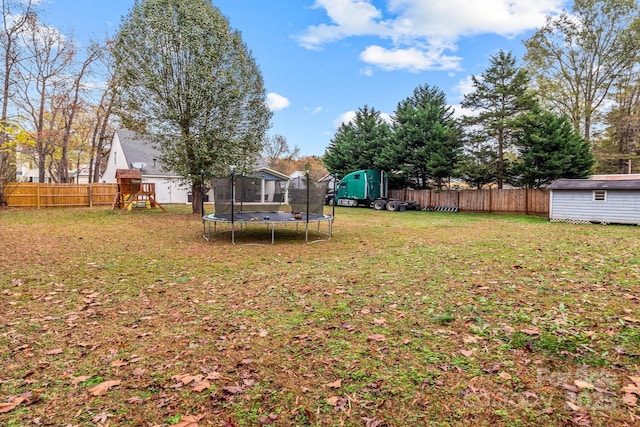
<box><xmin>102</xmin><ymin>130</ymin><xmax>291</xmax><ymax>205</ymax></box>
<box><xmin>101</xmin><ymin>130</ymin><xmax>193</xmax><ymax>204</ymax></box>
<box><xmin>235</xmin><ymin>167</ymin><xmax>290</xmax><ymax>203</ymax></box>
<box><xmin>547</xmin><ymin>178</ymin><xmax>640</xmax><ymax>225</ymax></box>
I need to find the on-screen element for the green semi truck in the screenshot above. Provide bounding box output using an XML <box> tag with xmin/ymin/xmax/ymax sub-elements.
<box><xmin>331</xmin><ymin>169</ymin><xmax>421</xmax><ymax>211</ymax></box>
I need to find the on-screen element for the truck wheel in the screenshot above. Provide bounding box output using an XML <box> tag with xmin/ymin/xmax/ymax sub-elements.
<box><xmin>386</xmin><ymin>200</ymin><xmax>399</xmax><ymax>211</ymax></box>
<box><xmin>328</xmin><ymin>198</ymin><xmax>335</xmax><ymax>206</ymax></box>
<box><xmin>373</xmin><ymin>200</ymin><xmax>386</xmax><ymax>210</ymax></box>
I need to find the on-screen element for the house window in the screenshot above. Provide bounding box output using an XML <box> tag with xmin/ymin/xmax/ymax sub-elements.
<box><xmin>593</xmin><ymin>190</ymin><xmax>607</xmax><ymax>201</ymax></box>
<box><xmin>114</xmin><ymin>152</ymin><xmax>117</xmax><ymax>165</ymax></box>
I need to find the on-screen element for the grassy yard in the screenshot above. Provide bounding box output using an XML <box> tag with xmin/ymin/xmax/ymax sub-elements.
<box><xmin>1</xmin><ymin>206</ymin><xmax>639</xmax><ymax>426</ymax></box>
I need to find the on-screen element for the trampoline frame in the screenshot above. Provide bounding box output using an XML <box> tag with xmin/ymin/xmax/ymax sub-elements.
<box><xmin>202</xmin><ymin>211</ymin><xmax>333</xmax><ymax>244</ymax></box>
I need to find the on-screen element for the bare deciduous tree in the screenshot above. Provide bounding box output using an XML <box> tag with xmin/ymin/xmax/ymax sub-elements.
<box><xmin>262</xmin><ymin>134</ymin><xmax>300</xmax><ymax>170</ymax></box>
<box><xmin>1</xmin><ymin>0</ymin><xmax>38</xmax><ymax>201</ymax></box>
<box><xmin>14</xmin><ymin>18</ymin><xmax>75</xmax><ymax>182</ymax></box>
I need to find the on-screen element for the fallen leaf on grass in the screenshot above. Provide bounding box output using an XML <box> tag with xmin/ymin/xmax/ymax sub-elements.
<box><xmin>72</xmin><ymin>375</ymin><xmax>91</xmax><ymax>386</ymax></box>
<box><xmin>463</xmin><ymin>335</ymin><xmax>481</xmax><ymax>344</ymax></box>
<box><xmin>127</xmin><ymin>396</ymin><xmax>144</xmax><ymax>404</ymax></box>
<box><xmin>326</xmin><ymin>396</ymin><xmax>340</xmax><ymax>406</ymax></box>
<box><xmin>0</xmin><ymin>396</ymin><xmax>27</xmax><ymax>413</ymax></box>
<box><xmin>483</xmin><ymin>363</ymin><xmax>502</xmax><ymax>374</ymax></box>
<box><xmin>629</xmin><ymin>376</ymin><xmax>640</xmax><ymax>387</ymax></box>
<box><xmin>223</xmin><ymin>385</ymin><xmax>244</xmax><ymax>394</ymax></box>
<box><xmin>519</xmin><ymin>327</ymin><xmax>540</xmax><ymax>335</ymax></box>
<box><xmin>621</xmin><ymin>385</ymin><xmax>640</xmax><ymax>395</ymax></box>
<box><xmin>92</xmin><ymin>412</ymin><xmax>112</xmax><ymax>423</ymax></box>
<box><xmin>326</xmin><ymin>379</ymin><xmax>342</xmax><ymax>389</ymax></box>
<box><xmin>45</xmin><ymin>348</ymin><xmax>63</xmax><ymax>355</ymax></box>
<box><xmin>460</xmin><ymin>349</ymin><xmax>473</xmax><ymax>357</ymax></box>
<box><xmin>88</xmin><ymin>380</ymin><xmax>121</xmax><ymax>396</ymax></box>
<box><xmin>566</xmin><ymin>401</ymin><xmax>581</xmax><ymax>411</ymax></box>
<box><xmin>258</xmin><ymin>413</ymin><xmax>278</xmax><ymax>425</ymax></box>
<box><xmin>621</xmin><ymin>316</ymin><xmax>640</xmax><ymax>323</ymax></box>
<box><xmin>172</xmin><ymin>373</ymin><xmax>204</xmax><ymax>386</ymax></box>
<box><xmin>205</xmin><ymin>371</ymin><xmax>221</xmax><ymax>380</ymax></box>
<box><xmin>171</xmin><ymin>414</ymin><xmax>205</xmax><ymax>427</ymax></box>
<box><xmin>192</xmin><ymin>380</ymin><xmax>210</xmax><ymax>393</ymax></box>
<box><xmin>623</xmin><ymin>393</ymin><xmax>637</xmax><ymax>407</ymax></box>
<box><xmin>498</xmin><ymin>372</ymin><xmax>512</xmax><ymax>380</ymax></box>
<box><xmin>361</xmin><ymin>417</ymin><xmax>386</xmax><ymax>427</ymax></box>
<box><xmin>574</xmin><ymin>379</ymin><xmax>594</xmax><ymax>390</ymax></box>
<box><xmin>133</xmin><ymin>368</ymin><xmax>146</xmax><ymax>377</ymax></box>
<box><xmin>367</xmin><ymin>334</ymin><xmax>386</xmax><ymax>342</ymax></box>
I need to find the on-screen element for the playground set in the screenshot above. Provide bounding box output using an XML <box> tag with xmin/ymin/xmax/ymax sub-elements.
<box><xmin>111</xmin><ymin>168</ymin><xmax>166</xmax><ymax>212</ymax></box>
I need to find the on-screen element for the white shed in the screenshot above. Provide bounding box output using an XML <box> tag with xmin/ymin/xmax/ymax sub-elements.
<box><xmin>547</xmin><ymin>178</ymin><xmax>640</xmax><ymax>225</ymax></box>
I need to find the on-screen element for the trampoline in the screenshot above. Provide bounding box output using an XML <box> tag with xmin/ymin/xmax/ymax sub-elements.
<box><xmin>202</xmin><ymin>173</ymin><xmax>334</xmax><ymax>244</ymax></box>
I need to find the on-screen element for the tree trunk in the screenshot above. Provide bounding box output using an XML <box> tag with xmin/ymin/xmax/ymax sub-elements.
<box><xmin>191</xmin><ymin>181</ymin><xmax>204</xmax><ymax>216</ymax></box>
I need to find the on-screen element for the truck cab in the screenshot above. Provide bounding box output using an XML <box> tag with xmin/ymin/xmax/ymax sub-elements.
<box><xmin>336</xmin><ymin>169</ymin><xmax>385</xmax><ymax>207</ymax></box>
<box><xmin>333</xmin><ymin>169</ymin><xmax>420</xmax><ymax>211</ymax></box>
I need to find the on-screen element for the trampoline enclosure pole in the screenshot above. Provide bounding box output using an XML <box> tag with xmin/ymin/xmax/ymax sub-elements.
<box><xmin>305</xmin><ymin>171</ymin><xmax>310</xmax><ymax>242</ymax></box>
<box><xmin>231</xmin><ymin>172</ymin><xmax>235</xmax><ymax>244</ymax></box>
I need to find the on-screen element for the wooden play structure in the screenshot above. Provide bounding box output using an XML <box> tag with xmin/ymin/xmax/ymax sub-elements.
<box><xmin>111</xmin><ymin>168</ymin><xmax>166</xmax><ymax>211</ymax></box>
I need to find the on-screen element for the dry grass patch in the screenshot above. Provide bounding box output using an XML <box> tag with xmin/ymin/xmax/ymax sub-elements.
<box><xmin>1</xmin><ymin>206</ymin><xmax>639</xmax><ymax>426</ymax></box>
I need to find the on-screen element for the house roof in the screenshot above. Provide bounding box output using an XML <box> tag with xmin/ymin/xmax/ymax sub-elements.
<box><xmin>548</xmin><ymin>179</ymin><xmax>640</xmax><ymax>190</ymax></box>
<box><xmin>256</xmin><ymin>167</ymin><xmax>290</xmax><ymax>181</ymax></box>
<box><xmin>115</xmin><ymin>129</ymin><xmax>290</xmax><ymax>180</ymax></box>
<box><xmin>116</xmin><ymin>129</ymin><xmax>175</xmax><ymax>176</ymax></box>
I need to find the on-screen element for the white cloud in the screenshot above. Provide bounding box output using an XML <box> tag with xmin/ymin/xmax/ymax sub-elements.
<box><xmin>305</xmin><ymin>106</ymin><xmax>324</xmax><ymax>114</ymax></box>
<box><xmin>449</xmin><ymin>76</ymin><xmax>480</xmax><ymax>118</ymax></box>
<box><xmin>298</xmin><ymin>0</ymin><xmax>386</xmax><ymax>49</ymax></box>
<box><xmin>267</xmin><ymin>93</ymin><xmax>290</xmax><ymax>111</ymax></box>
<box><xmin>453</xmin><ymin>75</ymin><xmax>475</xmax><ymax>101</ymax></box>
<box><xmin>360</xmin><ymin>66</ymin><xmax>374</xmax><ymax>76</ymax></box>
<box><xmin>379</xmin><ymin>112</ymin><xmax>393</xmax><ymax>125</ymax></box>
<box><xmin>297</xmin><ymin>0</ymin><xmax>566</xmax><ymax>71</ymax></box>
<box><xmin>334</xmin><ymin>110</ymin><xmax>356</xmax><ymax>128</ymax></box>
<box><xmin>333</xmin><ymin>109</ymin><xmax>393</xmax><ymax>129</ymax></box>
<box><xmin>360</xmin><ymin>45</ymin><xmax>462</xmax><ymax>72</ymax></box>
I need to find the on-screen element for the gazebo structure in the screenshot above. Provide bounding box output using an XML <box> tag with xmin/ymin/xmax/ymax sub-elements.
<box><xmin>111</xmin><ymin>168</ymin><xmax>165</xmax><ymax>212</ymax></box>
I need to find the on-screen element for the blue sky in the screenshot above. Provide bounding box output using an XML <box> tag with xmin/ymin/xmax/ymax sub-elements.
<box><xmin>43</xmin><ymin>0</ymin><xmax>570</xmax><ymax>157</ymax></box>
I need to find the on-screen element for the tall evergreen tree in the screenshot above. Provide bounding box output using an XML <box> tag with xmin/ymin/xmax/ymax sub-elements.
<box><xmin>323</xmin><ymin>105</ymin><xmax>392</xmax><ymax>179</ymax></box>
<box><xmin>458</xmin><ymin>135</ymin><xmax>498</xmax><ymax>189</ymax></box>
<box><xmin>461</xmin><ymin>50</ymin><xmax>536</xmax><ymax>188</ymax></box>
<box><xmin>393</xmin><ymin>84</ymin><xmax>462</xmax><ymax>189</ymax></box>
<box><xmin>113</xmin><ymin>0</ymin><xmax>271</xmax><ymax>215</ymax></box>
<box><xmin>510</xmin><ymin>106</ymin><xmax>594</xmax><ymax>188</ymax></box>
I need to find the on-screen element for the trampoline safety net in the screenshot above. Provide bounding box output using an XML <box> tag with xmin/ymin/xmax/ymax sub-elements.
<box><xmin>288</xmin><ymin>177</ymin><xmax>329</xmax><ymax>215</ymax></box>
<box><xmin>210</xmin><ymin>174</ymin><xmax>329</xmax><ymax>215</ymax></box>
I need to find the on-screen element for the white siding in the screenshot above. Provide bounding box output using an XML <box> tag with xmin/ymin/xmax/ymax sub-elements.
<box><xmin>550</xmin><ymin>190</ymin><xmax>640</xmax><ymax>224</ymax></box>
<box><xmin>101</xmin><ymin>135</ymin><xmax>126</xmax><ymax>182</ymax></box>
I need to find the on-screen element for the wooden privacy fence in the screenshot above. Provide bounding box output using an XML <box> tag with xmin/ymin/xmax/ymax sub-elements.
<box><xmin>3</xmin><ymin>183</ymin><xmax>117</xmax><ymax>208</ymax></box>
<box><xmin>389</xmin><ymin>188</ymin><xmax>549</xmax><ymax>215</ymax></box>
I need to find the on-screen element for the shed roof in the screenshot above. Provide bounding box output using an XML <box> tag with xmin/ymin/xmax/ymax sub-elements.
<box><xmin>547</xmin><ymin>179</ymin><xmax>640</xmax><ymax>190</ymax></box>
